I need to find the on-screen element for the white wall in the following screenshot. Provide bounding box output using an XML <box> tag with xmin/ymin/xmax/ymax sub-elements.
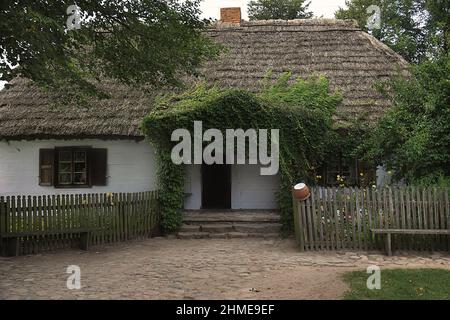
<box><xmin>184</xmin><ymin>164</ymin><xmax>202</xmax><ymax>209</ymax></box>
<box><xmin>0</xmin><ymin>139</ymin><xmax>158</xmax><ymax>196</ymax></box>
<box><xmin>231</xmin><ymin>164</ymin><xmax>279</xmax><ymax>209</ymax></box>
<box><xmin>183</xmin><ymin>163</ymin><xmax>280</xmax><ymax>210</ymax></box>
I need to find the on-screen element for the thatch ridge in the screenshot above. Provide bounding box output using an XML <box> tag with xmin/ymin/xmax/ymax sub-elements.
<box><xmin>0</xmin><ymin>19</ymin><xmax>409</xmax><ymax>140</ymax></box>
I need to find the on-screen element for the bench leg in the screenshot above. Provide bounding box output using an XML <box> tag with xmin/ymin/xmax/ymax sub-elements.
<box><xmin>79</xmin><ymin>232</ymin><xmax>89</xmax><ymax>251</ymax></box>
<box><xmin>5</xmin><ymin>237</ymin><xmax>19</xmax><ymax>257</ymax></box>
<box><xmin>386</xmin><ymin>233</ymin><xmax>392</xmax><ymax>256</ymax></box>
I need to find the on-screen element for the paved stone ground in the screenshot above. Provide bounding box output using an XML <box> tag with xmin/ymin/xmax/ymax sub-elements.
<box><xmin>1</xmin><ymin>237</ymin><xmax>449</xmax><ymax>300</ymax></box>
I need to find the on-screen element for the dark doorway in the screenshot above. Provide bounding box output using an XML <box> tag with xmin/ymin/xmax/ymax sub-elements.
<box><xmin>202</xmin><ymin>164</ymin><xmax>231</xmax><ymax>209</ymax></box>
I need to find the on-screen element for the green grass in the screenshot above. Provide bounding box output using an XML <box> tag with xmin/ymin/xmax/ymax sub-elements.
<box><xmin>343</xmin><ymin>268</ymin><xmax>450</xmax><ymax>300</ymax></box>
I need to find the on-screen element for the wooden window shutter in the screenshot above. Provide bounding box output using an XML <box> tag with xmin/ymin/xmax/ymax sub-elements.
<box><xmin>89</xmin><ymin>148</ymin><xmax>108</xmax><ymax>186</ymax></box>
<box><xmin>39</xmin><ymin>149</ymin><xmax>55</xmax><ymax>186</ymax></box>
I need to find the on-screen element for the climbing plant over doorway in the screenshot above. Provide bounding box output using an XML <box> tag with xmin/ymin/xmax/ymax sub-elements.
<box><xmin>142</xmin><ymin>73</ymin><xmax>343</xmax><ymax>232</ymax></box>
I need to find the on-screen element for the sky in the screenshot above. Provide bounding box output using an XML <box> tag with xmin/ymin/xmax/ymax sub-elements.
<box><xmin>0</xmin><ymin>0</ymin><xmax>348</xmax><ymax>90</ymax></box>
<box><xmin>200</xmin><ymin>0</ymin><xmax>348</xmax><ymax>20</ymax></box>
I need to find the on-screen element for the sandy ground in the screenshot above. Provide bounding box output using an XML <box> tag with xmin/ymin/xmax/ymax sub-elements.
<box><xmin>0</xmin><ymin>238</ymin><xmax>449</xmax><ymax>300</ymax></box>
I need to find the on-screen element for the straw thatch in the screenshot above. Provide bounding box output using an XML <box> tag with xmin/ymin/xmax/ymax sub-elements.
<box><xmin>0</xmin><ymin>19</ymin><xmax>409</xmax><ymax>140</ymax></box>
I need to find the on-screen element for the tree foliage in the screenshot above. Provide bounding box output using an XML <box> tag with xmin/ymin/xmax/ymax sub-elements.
<box><xmin>335</xmin><ymin>0</ymin><xmax>449</xmax><ymax>62</ymax></box>
<box><xmin>248</xmin><ymin>0</ymin><xmax>313</xmax><ymax>21</ymax></box>
<box><xmin>142</xmin><ymin>74</ymin><xmax>342</xmax><ymax>232</ymax></box>
<box><xmin>0</xmin><ymin>0</ymin><xmax>221</xmax><ymax>95</ymax></box>
<box><xmin>361</xmin><ymin>55</ymin><xmax>450</xmax><ymax>185</ymax></box>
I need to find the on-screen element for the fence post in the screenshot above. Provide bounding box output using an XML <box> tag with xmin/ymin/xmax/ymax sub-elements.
<box><xmin>0</xmin><ymin>196</ymin><xmax>6</xmax><ymax>235</ymax></box>
<box><xmin>0</xmin><ymin>196</ymin><xmax>6</xmax><ymax>256</ymax></box>
<box><xmin>292</xmin><ymin>191</ymin><xmax>304</xmax><ymax>251</ymax></box>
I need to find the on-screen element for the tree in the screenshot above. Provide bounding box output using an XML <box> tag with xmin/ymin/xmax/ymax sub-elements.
<box><xmin>335</xmin><ymin>0</ymin><xmax>449</xmax><ymax>63</ymax></box>
<box><xmin>361</xmin><ymin>55</ymin><xmax>450</xmax><ymax>184</ymax></box>
<box><xmin>248</xmin><ymin>0</ymin><xmax>313</xmax><ymax>21</ymax></box>
<box><xmin>0</xmin><ymin>0</ymin><xmax>221</xmax><ymax>96</ymax></box>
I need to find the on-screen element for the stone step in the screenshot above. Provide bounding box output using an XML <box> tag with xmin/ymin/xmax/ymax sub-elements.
<box><xmin>232</xmin><ymin>223</ymin><xmax>282</xmax><ymax>233</ymax></box>
<box><xmin>200</xmin><ymin>224</ymin><xmax>234</xmax><ymax>233</ymax></box>
<box><xmin>181</xmin><ymin>223</ymin><xmax>282</xmax><ymax>234</ymax></box>
<box><xmin>179</xmin><ymin>224</ymin><xmax>201</xmax><ymax>233</ymax></box>
<box><xmin>183</xmin><ymin>210</ymin><xmax>281</xmax><ymax>223</ymax></box>
<box><xmin>177</xmin><ymin>232</ymin><xmax>280</xmax><ymax>239</ymax></box>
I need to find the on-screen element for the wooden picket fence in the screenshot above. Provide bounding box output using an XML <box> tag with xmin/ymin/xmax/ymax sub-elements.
<box><xmin>293</xmin><ymin>187</ymin><xmax>450</xmax><ymax>252</ymax></box>
<box><xmin>0</xmin><ymin>191</ymin><xmax>160</xmax><ymax>256</ymax></box>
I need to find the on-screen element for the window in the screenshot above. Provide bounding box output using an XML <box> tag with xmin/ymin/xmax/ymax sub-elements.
<box><xmin>39</xmin><ymin>147</ymin><xmax>107</xmax><ymax>187</ymax></box>
<box><xmin>57</xmin><ymin>148</ymin><xmax>88</xmax><ymax>186</ymax></box>
<box><xmin>317</xmin><ymin>155</ymin><xmax>376</xmax><ymax>187</ymax></box>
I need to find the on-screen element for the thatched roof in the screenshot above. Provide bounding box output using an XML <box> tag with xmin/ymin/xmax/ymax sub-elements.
<box><xmin>0</xmin><ymin>19</ymin><xmax>408</xmax><ymax>140</ymax></box>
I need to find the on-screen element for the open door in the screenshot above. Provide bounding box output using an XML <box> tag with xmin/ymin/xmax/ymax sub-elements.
<box><xmin>201</xmin><ymin>164</ymin><xmax>231</xmax><ymax>209</ymax></box>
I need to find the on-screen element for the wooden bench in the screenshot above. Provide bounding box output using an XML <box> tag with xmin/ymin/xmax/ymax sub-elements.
<box><xmin>0</xmin><ymin>229</ymin><xmax>92</xmax><ymax>257</ymax></box>
<box><xmin>371</xmin><ymin>229</ymin><xmax>450</xmax><ymax>256</ymax></box>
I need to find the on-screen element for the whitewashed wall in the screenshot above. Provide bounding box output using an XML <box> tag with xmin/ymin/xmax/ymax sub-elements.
<box><xmin>231</xmin><ymin>164</ymin><xmax>279</xmax><ymax>209</ymax></box>
<box><xmin>0</xmin><ymin>139</ymin><xmax>158</xmax><ymax>196</ymax></box>
<box><xmin>184</xmin><ymin>165</ymin><xmax>202</xmax><ymax>209</ymax></box>
<box><xmin>183</xmin><ymin>164</ymin><xmax>280</xmax><ymax>210</ymax></box>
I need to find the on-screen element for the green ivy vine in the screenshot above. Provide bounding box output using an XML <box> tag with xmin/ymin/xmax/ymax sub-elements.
<box><xmin>141</xmin><ymin>73</ymin><xmax>343</xmax><ymax>233</ymax></box>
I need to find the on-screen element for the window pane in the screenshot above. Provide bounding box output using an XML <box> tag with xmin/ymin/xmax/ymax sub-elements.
<box><xmin>74</xmin><ymin>162</ymin><xmax>86</xmax><ymax>173</ymax></box>
<box><xmin>59</xmin><ymin>162</ymin><xmax>72</xmax><ymax>173</ymax></box>
<box><xmin>73</xmin><ymin>172</ymin><xmax>87</xmax><ymax>184</ymax></box>
<box><xmin>74</xmin><ymin>151</ymin><xmax>86</xmax><ymax>162</ymax></box>
<box><xmin>59</xmin><ymin>173</ymin><xmax>72</xmax><ymax>184</ymax></box>
<box><xmin>59</xmin><ymin>150</ymin><xmax>72</xmax><ymax>161</ymax></box>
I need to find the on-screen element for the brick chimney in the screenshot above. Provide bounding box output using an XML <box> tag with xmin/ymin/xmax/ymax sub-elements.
<box><xmin>220</xmin><ymin>7</ymin><xmax>241</xmax><ymax>24</ymax></box>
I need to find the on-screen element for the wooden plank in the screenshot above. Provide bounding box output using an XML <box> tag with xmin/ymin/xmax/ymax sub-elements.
<box><xmin>444</xmin><ymin>188</ymin><xmax>450</xmax><ymax>251</ymax></box>
<box><xmin>336</xmin><ymin>188</ymin><xmax>343</xmax><ymax>249</ymax></box>
<box><xmin>311</xmin><ymin>188</ymin><xmax>323</xmax><ymax>250</ymax></box>
<box><xmin>368</xmin><ymin>187</ymin><xmax>375</xmax><ymax>250</ymax></box>
<box><xmin>131</xmin><ymin>192</ymin><xmax>136</xmax><ymax>240</ymax></box>
<box><xmin>118</xmin><ymin>193</ymin><xmax>123</xmax><ymax>241</ymax></box>
<box><xmin>406</xmin><ymin>187</ymin><xmax>413</xmax><ymax>250</ymax></box>
<box><xmin>382</xmin><ymin>188</ymin><xmax>388</xmax><ymax>229</ymax></box>
<box><xmin>347</xmin><ymin>188</ymin><xmax>355</xmax><ymax>250</ymax></box>
<box><xmin>417</xmin><ymin>187</ymin><xmax>424</xmax><ymax>251</ymax></box>
<box><xmin>432</xmin><ymin>187</ymin><xmax>441</xmax><ymax>250</ymax></box>
<box><xmin>356</xmin><ymin>188</ymin><xmax>363</xmax><ymax>250</ymax></box>
<box><xmin>143</xmin><ymin>192</ymin><xmax>149</xmax><ymax>238</ymax></box>
<box><xmin>99</xmin><ymin>193</ymin><xmax>105</xmax><ymax>245</ymax></box>
<box><xmin>297</xmin><ymin>201</ymin><xmax>305</xmax><ymax>250</ymax></box>
<box><xmin>300</xmin><ymin>200</ymin><xmax>308</xmax><ymax>250</ymax></box>
<box><xmin>37</xmin><ymin>195</ymin><xmax>43</xmax><ymax>252</ymax></box>
<box><xmin>396</xmin><ymin>188</ymin><xmax>404</xmax><ymax>251</ymax></box>
<box><xmin>386</xmin><ymin>233</ymin><xmax>392</xmax><ymax>256</ymax></box>
<box><xmin>32</xmin><ymin>195</ymin><xmax>38</xmax><ymax>254</ymax></box>
<box><xmin>87</xmin><ymin>194</ymin><xmax>94</xmax><ymax>246</ymax></box>
<box><xmin>292</xmin><ymin>190</ymin><xmax>302</xmax><ymax>247</ymax></box>
<box><xmin>10</xmin><ymin>196</ymin><xmax>16</xmax><ymax>235</ymax></box>
<box><xmin>0</xmin><ymin>196</ymin><xmax>7</xmax><ymax>256</ymax></box>
<box><xmin>371</xmin><ymin>229</ymin><xmax>450</xmax><ymax>235</ymax></box>
<box><xmin>377</xmin><ymin>187</ymin><xmax>385</xmax><ymax>250</ymax></box>
<box><xmin>322</xmin><ymin>189</ymin><xmax>330</xmax><ymax>250</ymax></box>
<box><xmin>0</xmin><ymin>196</ymin><xmax>6</xmax><ymax>235</ymax></box>
<box><xmin>113</xmin><ymin>193</ymin><xmax>119</xmax><ymax>243</ymax></box>
<box><xmin>106</xmin><ymin>193</ymin><xmax>112</xmax><ymax>243</ymax></box>
<box><xmin>305</xmin><ymin>196</ymin><xmax>314</xmax><ymax>250</ymax></box>
<box><xmin>391</xmin><ymin>188</ymin><xmax>400</xmax><ymax>251</ymax></box>
<box><xmin>400</xmin><ymin>188</ymin><xmax>406</xmax><ymax>230</ymax></box>
<box><xmin>50</xmin><ymin>195</ymin><xmax>56</xmax><ymax>251</ymax></box>
<box><xmin>332</xmin><ymin>187</ymin><xmax>341</xmax><ymax>250</ymax></box>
